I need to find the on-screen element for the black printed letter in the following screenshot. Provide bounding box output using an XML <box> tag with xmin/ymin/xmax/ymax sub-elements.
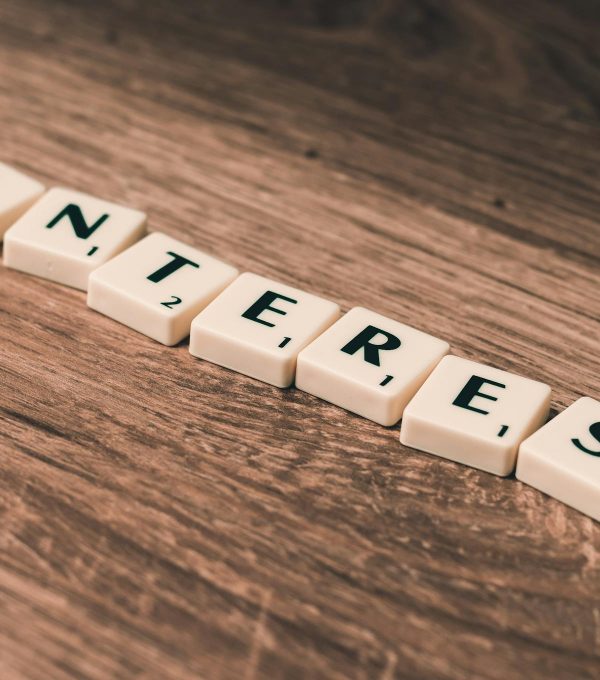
<box><xmin>46</xmin><ymin>204</ymin><xmax>109</xmax><ymax>239</ymax></box>
<box><xmin>147</xmin><ymin>252</ymin><xmax>199</xmax><ymax>283</ymax></box>
<box><xmin>242</xmin><ymin>291</ymin><xmax>297</xmax><ymax>328</ymax></box>
<box><xmin>341</xmin><ymin>326</ymin><xmax>401</xmax><ymax>367</ymax></box>
<box><xmin>572</xmin><ymin>422</ymin><xmax>600</xmax><ymax>456</ymax></box>
<box><xmin>452</xmin><ymin>376</ymin><xmax>506</xmax><ymax>415</ymax></box>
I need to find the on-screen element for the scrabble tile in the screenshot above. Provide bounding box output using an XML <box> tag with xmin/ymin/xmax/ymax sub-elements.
<box><xmin>296</xmin><ymin>307</ymin><xmax>449</xmax><ymax>426</ymax></box>
<box><xmin>3</xmin><ymin>187</ymin><xmax>146</xmax><ymax>290</ymax></box>
<box><xmin>190</xmin><ymin>272</ymin><xmax>340</xmax><ymax>387</ymax></box>
<box><xmin>400</xmin><ymin>355</ymin><xmax>551</xmax><ymax>476</ymax></box>
<box><xmin>88</xmin><ymin>232</ymin><xmax>238</xmax><ymax>346</ymax></box>
<box><xmin>516</xmin><ymin>397</ymin><xmax>600</xmax><ymax>521</ymax></box>
<box><xmin>0</xmin><ymin>162</ymin><xmax>45</xmax><ymax>240</ymax></box>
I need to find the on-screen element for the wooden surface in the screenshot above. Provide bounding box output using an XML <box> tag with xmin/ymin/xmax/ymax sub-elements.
<box><xmin>0</xmin><ymin>1</ymin><xmax>599</xmax><ymax>678</ymax></box>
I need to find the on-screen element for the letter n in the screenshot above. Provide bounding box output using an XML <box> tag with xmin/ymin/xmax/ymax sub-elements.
<box><xmin>46</xmin><ymin>204</ymin><xmax>109</xmax><ymax>240</ymax></box>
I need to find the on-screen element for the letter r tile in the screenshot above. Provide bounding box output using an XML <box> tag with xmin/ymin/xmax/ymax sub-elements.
<box><xmin>189</xmin><ymin>272</ymin><xmax>340</xmax><ymax>388</ymax></box>
<box><xmin>296</xmin><ymin>307</ymin><xmax>449</xmax><ymax>425</ymax></box>
<box><xmin>3</xmin><ymin>187</ymin><xmax>146</xmax><ymax>290</ymax></box>
<box><xmin>400</xmin><ymin>355</ymin><xmax>551</xmax><ymax>476</ymax></box>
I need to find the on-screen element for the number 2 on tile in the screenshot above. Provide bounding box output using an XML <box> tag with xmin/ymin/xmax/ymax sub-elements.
<box><xmin>161</xmin><ymin>296</ymin><xmax>182</xmax><ymax>309</ymax></box>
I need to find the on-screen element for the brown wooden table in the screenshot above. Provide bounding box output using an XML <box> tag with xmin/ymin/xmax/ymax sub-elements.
<box><xmin>1</xmin><ymin>1</ymin><xmax>599</xmax><ymax>678</ymax></box>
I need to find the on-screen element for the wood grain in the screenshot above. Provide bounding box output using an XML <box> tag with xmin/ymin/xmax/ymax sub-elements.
<box><xmin>0</xmin><ymin>1</ymin><xmax>599</xmax><ymax>678</ymax></box>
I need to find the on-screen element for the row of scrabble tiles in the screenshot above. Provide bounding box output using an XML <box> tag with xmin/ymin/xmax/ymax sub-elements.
<box><xmin>1</xmin><ymin>162</ymin><xmax>599</xmax><ymax>521</ymax></box>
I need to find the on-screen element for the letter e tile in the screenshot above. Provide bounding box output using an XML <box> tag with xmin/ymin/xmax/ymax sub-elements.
<box><xmin>189</xmin><ymin>272</ymin><xmax>340</xmax><ymax>387</ymax></box>
<box><xmin>400</xmin><ymin>355</ymin><xmax>551</xmax><ymax>476</ymax></box>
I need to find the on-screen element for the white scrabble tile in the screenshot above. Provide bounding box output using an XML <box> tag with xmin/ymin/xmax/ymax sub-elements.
<box><xmin>190</xmin><ymin>272</ymin><xmax>340</xmax><ymax>387</ymax></box>
<box><xmin>88</xmin><ymin>232</ymin><xmax>238</xmax><ymax>346</ymax></box>
<box><xmin>3</xmin><ymin>187</ymin><xmax>146</xmax><ymax>290</ymax></box>
<box><xmin>0</xmin><ymin>162</ymin><xmax>45</xmax><ymax>240</ymax></box>
<box><xmin>400</xmin><ymin>355</ymin><xmax>551</xmax><ymax>476</ymax></box>
<box><xmin>296</xmin><ymin>307</ymin><xmax>449</xmax><ymax>426</ymax></box>
<box><xmin>516</xmin><ymin>397</ymin><xmax>600</xmax><ymax>521</ymax></box>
